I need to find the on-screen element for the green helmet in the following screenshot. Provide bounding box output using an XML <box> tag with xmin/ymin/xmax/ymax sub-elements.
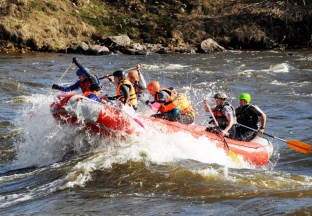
<box><xmin>239</xmin><ymin>93</ymin><xmax>251</xmax><ymax>103</ymax></box>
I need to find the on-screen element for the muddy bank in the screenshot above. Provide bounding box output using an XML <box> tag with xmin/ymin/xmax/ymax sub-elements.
<box><xmin>0</xmin><ymin>0</ymin><xmax>311</xmax><ymax>54</ymax></box>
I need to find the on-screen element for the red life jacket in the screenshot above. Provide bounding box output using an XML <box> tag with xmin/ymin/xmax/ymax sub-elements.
<box><xmin>79</xmin><ymin>79</ymin><xmax>92</xmax><ymax>93</ymax></box>
<box><xmin>213</xmin><ymin>102</ymin><xmax>235</xmax><ymax>128</ymax></box>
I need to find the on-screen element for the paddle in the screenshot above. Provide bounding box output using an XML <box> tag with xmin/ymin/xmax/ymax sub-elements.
<box><xmin>236</xmin><ymin>123</ymin><xmax>311</xmax><ymax>154</ymax></box>
<box><xmin>122</xmin><ymin>109</ymin><xmax>145</xmax><ymax>129</ymax></box>
<box><xmin>57</xmin><ymin>63</ymin><xmax>73</xmax><ymax>84</ymax></box>
<box><xmin>205</xmin><ymin>101</ymin><xmax>240</xmax><ymax>162</ymax></box>
<box><xmin>98</xmin><ymin>67</ymin><xmax>137</xmax><ymax>82</ymax></box>
<box><xmin>99</xmin><ymin>75</ymin><xmax>113</xmax><ymax>82</ymax></box>
<box><xmin>101</xmin><ymin>97</ymin><xmax>145</xmax><ymax>129</ymax></box>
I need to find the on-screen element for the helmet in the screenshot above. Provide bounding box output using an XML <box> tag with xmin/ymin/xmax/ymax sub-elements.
<box><xmin>112</xmin><ymin>70</ymin><xmax>125</xmax><ymax>79</ymax></box>
<box><xmin>89</xmin><ymin>83</ymin><xmax>101</xmax><ymax>91</ymax></box>
<box><xmin>128</xmin><ymin>70</ymin><xmax>139</xmax><ymax>81</ymax></box>
<box><xmin>147</xmin><ymin>81</ymin><xmax>160</xmax><ymax>92</ymax></box>
<box><xmin>214</xmin><ymin>92</ymin><xmax>227</xmax><ymax>100</ymax></box>
<box><xmin>239</xmin><ymin>93</ymin><xmax>251</xmax><ymax>103</ymax></box>
<box><xmin>76</xmin><ymin>68</ymin><xmax>87</xmax><ymax>77</ymax></box>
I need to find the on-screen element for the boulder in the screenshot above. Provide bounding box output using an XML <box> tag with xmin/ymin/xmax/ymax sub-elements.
<box><xmin>87</xmin><ymin>44</ymin><xmax>111</xmax><ymax>55</ymax></box>
<box><xmin>198</xmin><ymin>38</ymin><xmax>225</xmax><ymax>53</ymax></box>
<box><xmin>104</xmin><ymin>35</ymin><xmax>131</xmax><ymax>50</ymax></box>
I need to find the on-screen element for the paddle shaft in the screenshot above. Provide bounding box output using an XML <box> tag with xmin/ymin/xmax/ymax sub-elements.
<box><xmin>206</xmin><ymin>102</ymin><xmax>230</xmax><ymax>150</ymax></box>
<box><xmin>57</xmin><ymin>63</ymin><xmax>72</xmax><ymax>84</ymax></box>
<box><xmin>236</xmin><ymin>123</ymin><xmax>286</xmax><ymax>142</ymax></box>
<box><xmin>99</xmin><ymin>67</ymin><xmax>137</xmax><ymax>81</ymax></box>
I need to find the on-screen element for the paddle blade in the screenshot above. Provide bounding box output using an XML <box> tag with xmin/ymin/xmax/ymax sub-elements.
<box><xmin>151</xmin><ymin>102</ymin><xmax>160</xmax><ymax>113</ymax></box>
<box><xmin>228</xmin><ymin>150</ymin><xmax>240</xmax><ymax>164</ymax></box>
<box><xmin>133</xmin><ymin>117</ymin><xmax>145</xmax><ymax>129</ymax></box>
<box><xmin>286</xmin><ymin>140</ymin><xmax>311</xmax><ymax>154</ymax></box>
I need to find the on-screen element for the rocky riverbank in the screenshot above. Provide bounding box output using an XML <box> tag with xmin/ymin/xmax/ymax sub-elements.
<box><xmin>0</xmin><ymin>0</ymin><xmax>311</xmax><ymax>55</ymax></box>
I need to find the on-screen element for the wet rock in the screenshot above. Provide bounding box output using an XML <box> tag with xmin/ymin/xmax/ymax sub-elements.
<box><xmin>87</xmin><ymin>45</ymin><xmax>111</xmax><ymax>55</ymax></box>
<box><xmin>104</xmin><ymin>35</ymin><xmax>131</xmax><ymax>49</ymax></box>
<box><xmin>198</xmin><ymin>38</ymin><xmax>225</xmax><ymax>53</ymax></box>
<box><xmin>67</xmin><ymin>42</ymin><xmax>89</xmax><ymax>53</ymax></box>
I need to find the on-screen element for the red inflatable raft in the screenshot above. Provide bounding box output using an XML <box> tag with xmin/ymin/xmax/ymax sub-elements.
<box><xmin>50</xmin><ymin>94</ymin><xmax>273</xmax><ymax>166</ymax></box>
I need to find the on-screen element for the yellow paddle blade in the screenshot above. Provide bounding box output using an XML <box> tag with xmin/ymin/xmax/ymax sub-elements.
<box><xmin>228</xmin><ymin>150</ymin><xmax>240</xmax><ymax>164</ymax></box>
<box><xmin>286</xmin><ymin>140</ymin><xmax>311</xmax><ymax>154</ymax></box>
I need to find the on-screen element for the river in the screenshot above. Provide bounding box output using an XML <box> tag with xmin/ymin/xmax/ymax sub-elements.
<box><xmin>0</xmin><ymin>50</ymin><xmax>312</xmax><ymax>215</ymax></box>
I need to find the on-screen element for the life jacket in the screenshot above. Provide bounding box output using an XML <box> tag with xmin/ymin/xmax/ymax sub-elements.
<box><xmin>116</xmin><ymin>79</ymin><xmax>137</xmax><ymax>106</ymax></box>
<box><xmin>236</xmin><ymin>104</ymin><xmax>260</xmax><ymax>128</ymax></box>
<box><xmin>79</xmin><ymin>72</ymin><xmax>101</xmax><ymax>93</ymax></box>
<box><xmin>155</xmin><ymin>88</ymin><xmax>177</xmax><ymax>113</ymax></box>
<box><xmin>82</xmin><ymin>91</ymin><xmax>101</xmax><ymax>102</ymax></box>
<box><xmin>175</xmin><ymin>93</ymin><xmax>195</xmax><ymax>118</ymax></box>
<box><xmin>213</xmin><ymin>101</ymin><xmax>235</xmax><ymax>129</ymax></box>
<box><xmin>79</xmin><ymin>79</ymin><xmax>92</xmax><ymax>93</ymax></box>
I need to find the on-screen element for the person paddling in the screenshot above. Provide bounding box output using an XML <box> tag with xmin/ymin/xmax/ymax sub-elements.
<box><xmin>127</xmin><ymin>64</ymin><xmax>147</xmax><ymax>99</ymax></box>
<box><xmin>235</xmin><ymin>93</ymin><xmax>266</xmax><ymax>141</ymax></box>
<box><xmin>102</xmin><ymin>70</ymin><xmax>138</xmax><ymax>110</ymax></box>
<box><xmin>52</xmin><ymin>57</ymin><xmax>100</xmax><ymax>93</ymax></box>
<box><xmin>82</xmin><ymin>83</ymin><xmax>102</xmax><ymax>103</ymax></box>
<box><xmin>146</xmin><ymin>81</ymin><xmax>180</xmax><ymax>122</ymax></box>
<box><xmin>203</xmin><ymin>92</ymin><xmax>236</xmax><ymax>139</ymax></box>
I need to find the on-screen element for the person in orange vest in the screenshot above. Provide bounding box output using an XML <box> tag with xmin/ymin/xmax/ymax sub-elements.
<box><xmin>203</xmin><ymin>92</ymin><xmax>236</xmax><ymax>139</ymax></box>
<box><xmin>52</xmin><ymin>57</ymin><xmax>100</xmax><ymax>93</ymax></box>
<box><xmin>146</xmin><ymin>81</ymin><xmax>180</xmax><ymax>122</ymax></box>
<box><xmin>82</xmin><ymin>83</ymin><xmax>101</xmax><ymax>102</ymax></box>
<box><xmin>102</xmin><ymin>70</ymin><xmax>138</xmax><ymax>110</ymax></box>
<box><xmin>127</xmin><ymin>64</ymin><xmax>147</xmax><ymax>100</ymax></box>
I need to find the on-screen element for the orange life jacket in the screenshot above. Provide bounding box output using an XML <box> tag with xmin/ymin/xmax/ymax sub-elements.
<box><xmin>116</xmin><ymin>79</ymin><xmax>137</xmax><ymax>106</ymax></box>
<box><xmin>155</xmin><ymin>88</ymin><xmax>177</xmax><ymax>113</ymax></box>
<box><xmin>82</xmin><ymin>91</ymin><xmax>100</xmax><ymax>98</ymax></box>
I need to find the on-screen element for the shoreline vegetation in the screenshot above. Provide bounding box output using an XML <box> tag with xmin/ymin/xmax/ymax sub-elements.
<box><xmin>0</xmin><ymin>0</ymin><xmax>311</xmax><ymax>55</ymax></box>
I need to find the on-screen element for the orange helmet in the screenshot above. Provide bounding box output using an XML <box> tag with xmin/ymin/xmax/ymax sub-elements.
<box><xmin>147</xmin><ymin>81</ymin><xmax>160</xmax><ymax>92</ymax></box>
<box><xmin>128</xmin><ymin>70</ymin><xmax>139</xmax><ymax>81</ymax></box>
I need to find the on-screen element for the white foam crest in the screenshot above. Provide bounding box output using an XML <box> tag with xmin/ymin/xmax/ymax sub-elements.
<box><xmin>140</xmin><ymin>64</ymin><xmax>160</xmax><ymax>70</ymax></box>
<box><xmin>142</xmin><ymin>63</ymin><xmax>188</xmax><ymax>71</ymax></box>
<box><xmin>271</xmin><ymin>80</ymin><xmax>287</xmax><ymax>86</ymax></box>
<box><xmin>271</xmin><ymin>80</ymin><xmax>311</xmax><ymax>87</ymax></box>
<box><xmin>6</xmin><ymin>93</ymin><xmax>81</xmax><ymax>171</ymax></box>
<box><xmin>59</xmin><ymin>127</ymin><xmax>253</xmax><ymax>188</ymax></box>
<box><xmin>267</xmin><ymin>63</ymin><xmax>290</xmax><ymax>73</ymax></box>
<box><xmin>166</xmin><ymin>64</ymin><xmax>189</xmax><ymax>70</ymax></box>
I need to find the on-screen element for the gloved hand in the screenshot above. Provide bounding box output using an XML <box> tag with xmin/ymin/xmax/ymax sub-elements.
<box><xmin>145</xmin><ymin>100</ymin><xmax>150</xmax><ymax>105</ymax></box>
<box><xmin>52</xmin><ymin>84</ymin><xmax>60</xmax><ymax>90</ymax></box>
<box><xmin>72</xmin><ymin>57</ymin><xmax>78</xmax><ymax>65</ymax></box>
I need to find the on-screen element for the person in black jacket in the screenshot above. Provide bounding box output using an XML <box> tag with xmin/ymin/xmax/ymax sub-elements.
<box><xmin>235</xmin><ymin>93</ymin><xmax>266</xmax><ymax>142</ymax></box>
